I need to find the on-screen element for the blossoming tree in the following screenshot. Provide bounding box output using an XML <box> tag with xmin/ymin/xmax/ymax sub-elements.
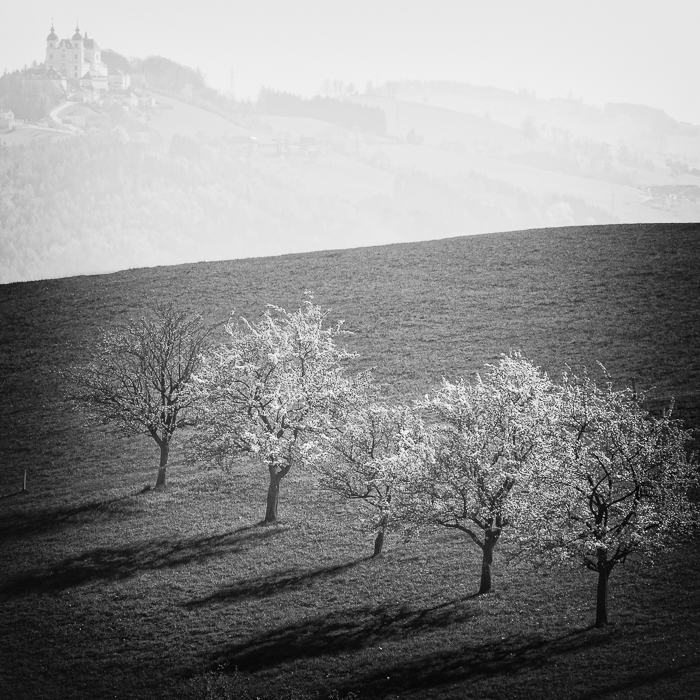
<box><xmin>518</xmin><ymin>368</ymin><xmax>698</xmax><ymax>627</ymax></box>
<box><xmin>187</xmin><ymin>301</ymin><xmax>369</xmax><ymax>524</ymax></box>
<box><xmin>407</xmin><ymin>354</ymin><xmax>560</xmax><ymax>594</ymax></box>
<box><xmin>310</xmin><ymin>402</ymin><xmax>430</xmax><ymax>556</ymax></box>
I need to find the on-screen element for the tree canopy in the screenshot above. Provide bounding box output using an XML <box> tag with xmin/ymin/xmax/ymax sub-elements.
<box><xmin>187</xmin><ymin>301</ymin><xmax>371</xmax><ymax>523</ymax></box>
<box><xmin>516</xmin><ymin>367</ymin><xmax>698</xmax><ymax>625</ymax></box>
<box><xmin>70</xmin><ymin>303</ymin><xmax>217</xmax><ymax>489</ymax></box>
<box><xmin>405</xmin><ymin>354</ymin><xmax>560</xmax><ymax>593</ymax></box>
<box><xmin>310</xmin><ymin>401</ymin><xmax>430</xmax><ymax>556</ymax></box>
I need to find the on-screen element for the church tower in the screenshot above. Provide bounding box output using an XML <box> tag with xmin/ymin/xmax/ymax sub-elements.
<box><xmin>45</xmin><ymin>22</ymin><xmax>58</xmax><ymax>61</ymax></box>
<box><xmin>70</xmin><ymin>23</ymin><xmax>85</xmax><ymax>79</ymax></box>
<box><xmin>43</xmin><ymin>21</ymin><xmax>109</xmax><ymax>88</ymax></box>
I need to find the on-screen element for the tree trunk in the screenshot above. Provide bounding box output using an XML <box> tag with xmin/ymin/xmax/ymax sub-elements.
<box><xmin>479</xmin><ymin>543</ymin><xmax>493</xmax><ymax>594</ymax></box>
<box><xmin>372</xmin><ymin>514</ymin><xmax>389</xmax><ymax>557</ymax></box>
<box><xmin>595</xmin><ymin>564</ymin><xmax>611</xmax><ymax>628</ymax></box>
<box><xmin>154</xmin><ymin>441</ymin><xmax>169</xmax><ymax>491</ymax></box>
<box><xmin>479</xmin><ymin>530</ymin><xmax>500</xmax><ymax>595</ymax></box>
<box><xmin>264</xmin><ymin>466</ymin><xmax>282</xmax><ymax>524</ymax></box>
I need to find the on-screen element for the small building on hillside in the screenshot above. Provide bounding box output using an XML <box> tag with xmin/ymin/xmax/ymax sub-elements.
<box><xmin>0</xmin><ymin>110</ymin><xmax>24</xmax><ymax>129</ymax></box>
<box><xmin>0</xmin><ymin>109</ymin><xmax>14</xmax><ymax>128</ymax></box>
<box><xmin>80</xmin><ymin>69</ymin><xmax>108</xmax><ymax>93</ymax></box>
<box><xmin>107</xmin><ymin>69</ymin><xmax>131</xmax><ymax>91</ymax></box>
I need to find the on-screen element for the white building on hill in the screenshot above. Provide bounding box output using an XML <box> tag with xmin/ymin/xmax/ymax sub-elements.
<box><xmin>44</xmin><ymin>23</ymin><xmax>109</xmax><ymax>87</ymax></box>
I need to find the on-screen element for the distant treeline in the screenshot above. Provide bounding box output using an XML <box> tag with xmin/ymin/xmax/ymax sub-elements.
<box><xmin>102</xmin><ymin>53</ymin><xmax>388</xmax><ymax>135</ymax></box>
<box><xmin>257</xmin><ymin>88</ymin><xmax>387</xmax><ymax>135</ymax></box>
<box><xmin>0</xmin><ymin>70</ymin><xmax>62</xmax><ymax>120</ymax></box>
<box><xmin>103</xmin><ymin>51</ymin><xmax>232</xmax><ymax>108</ymax></box>
<box><xmin>386</xmin><ymin>79</ymin><xmax>533</xmax><ymax>104</ymax></box>
<box><xmin>102</xmin><ymin>50</ymin><xmax>208</xmax><ymax>93</ymax></box>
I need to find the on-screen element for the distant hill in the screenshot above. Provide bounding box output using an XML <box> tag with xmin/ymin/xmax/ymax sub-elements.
<box><xmin>1</xmin><ymin>222</ymin><xmax>699</xmax><ymax>700</ymax></box>
<box><xmin>0</xmin><ymin>123</ymin><xmax>619</xmax><ymax>284</ymax></box>
<box><xmin>2</xmin><ymin>64</ymin><xmax>700</xmax><ymax>284</ymax></box>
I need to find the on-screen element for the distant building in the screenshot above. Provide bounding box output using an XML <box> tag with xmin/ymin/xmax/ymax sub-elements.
<box><xmin>107</xmin><ymin>69</ymin><xmax>131</xmax><ymax>91</ymax></box>
<box><xmin>0</xmin><ymin>109</ymin><xmax>24</xmax><ymax>129</ymax></box>
<box><xmin>80</xmin><ymin>69</ymin><xmax>108</xmax><ymax>93</ymax></box>
<box><xmin>44</xmin><ymin>22</ymin><xmax>129</xmax><ymax>94</ymax></box>
<box><xmin>45</xmin><ymin>23</ymin><xmax>108</xmax><ymax>83</ymax></box>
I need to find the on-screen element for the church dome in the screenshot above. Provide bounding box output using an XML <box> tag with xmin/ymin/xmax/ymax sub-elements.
<box><xmin>47</xmin><ymin>25</ymin><xmax>58</xmax><ymax>41</ymax></box>
<box><xmin>72</xmin><ymin>25</ymin><xmax>83</xmax><ymax>41</ymax></box>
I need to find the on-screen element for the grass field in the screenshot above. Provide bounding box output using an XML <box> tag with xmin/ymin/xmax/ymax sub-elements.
<box><xmin>1</xmin><ymin>222</ymin><xmax>699</xmax><ymax>698</ymax></box>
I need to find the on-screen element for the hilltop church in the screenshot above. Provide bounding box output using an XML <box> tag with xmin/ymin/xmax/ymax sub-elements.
<box><xmin>43</xmin><ymin>22</ymin><xmax>129</xmax><ymax>92</ymax></box>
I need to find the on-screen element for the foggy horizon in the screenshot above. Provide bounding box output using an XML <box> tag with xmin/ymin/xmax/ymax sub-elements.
<box><xmin>4</xmin><ymin>0</ymin><xmax>700</xmax><ymax>124</ymax></box>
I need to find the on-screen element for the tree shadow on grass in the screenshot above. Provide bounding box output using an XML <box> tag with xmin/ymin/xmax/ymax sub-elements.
<box><xmin>336</xmin><ymin>625</ymin><xmax>610</xmax><ymax>698</ymax></box>
<box><xmin>182</xmin><ymin>558</ymin><xmax>371</xmax><ymax>608</ymax></box>
<box><xmin>202</xmin><ymin>602</ymin><xmax>617</xmax><ymax>699</ymax></box>
<box><xmin>0</xmin><ymin>524</ymin><xmax>280</xmax><ymax>597</ymax></box>
<box><xmin>209</xmin><ymin>594</ymin><xmax>481</xmax><ymax>674</ymax></box>
<box><xmin>0</xmin><ymin>489</ymin><xmax>144</xmax><ymax>542</ymax></box>
<box><xmin>576</xmin><ymin>659</ymin><xmax>700</xmax><ymax>699</ymax></box>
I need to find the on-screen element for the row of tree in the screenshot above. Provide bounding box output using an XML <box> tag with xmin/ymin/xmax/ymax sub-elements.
<box><xmin>70</xmin><ymin>301</ymin><xmax>698</xmax><ymax>628</ymax></box>
<box><xmin>257</xmin><ymin>88</ymin><xmax>387</xmax><ymax>136</ymax></box>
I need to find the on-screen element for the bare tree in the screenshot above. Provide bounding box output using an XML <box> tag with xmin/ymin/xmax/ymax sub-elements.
<box><xmin>70</xmin><ymin>303</ymin><xmax>217</xmax><ymax>490</ymax></box>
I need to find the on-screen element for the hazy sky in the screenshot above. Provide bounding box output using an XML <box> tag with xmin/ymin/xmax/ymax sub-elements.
<box><xmin>4</xmin><ymin>1</ymin><xmax>700</xmax><ymax>124</ymax></box>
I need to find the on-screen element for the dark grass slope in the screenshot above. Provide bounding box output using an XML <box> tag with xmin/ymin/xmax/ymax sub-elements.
<box><xmin>1</xmin><ymin>223</ymin><xmax>699</xmax><ymax>699</ymax></box>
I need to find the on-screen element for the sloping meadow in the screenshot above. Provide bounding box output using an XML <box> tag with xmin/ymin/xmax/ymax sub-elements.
<box><xmin>1</xmin><ymin>222</ymin><xmax>699</xmax><ymax>698</ymax></box>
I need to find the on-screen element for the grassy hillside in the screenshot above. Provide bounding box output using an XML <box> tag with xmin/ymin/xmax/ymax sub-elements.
<box><xmin>1</xmin><ymin>223</ymin><xmax>699</xmax><ymax>699</ymax></box>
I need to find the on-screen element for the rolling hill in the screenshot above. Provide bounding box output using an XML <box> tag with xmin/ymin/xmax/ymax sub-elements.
<box><xmin>1</xmin><ymin>223</ymin><xmax>699</xmax><ymax>699</ymax></box>
<box><xmin>2</xmin><ymin>222</ymin><xmax>700</xmax><ymax>489</ymax></box>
